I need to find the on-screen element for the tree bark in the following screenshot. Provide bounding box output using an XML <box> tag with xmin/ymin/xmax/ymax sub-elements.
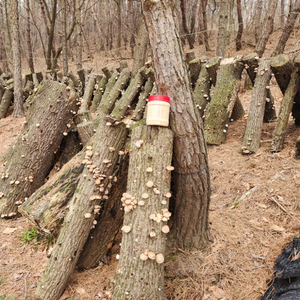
<box><xmin>0</xmin><ymin>81</ymin><xmax>78</xmax><ymax>217</ymax></box>
<box><xmin>273</xmin><ymin>0</ymin><xmax>300</xmax><ymax>56</ymax></box>
<box><xmin>98</xmin><ymin>69</ymin><xmax>131</xmax><ymax>115</ymax></box>
<box><xmin>243</xmin><ymin>52</ymin><xmax>277</xmax><ymax>122</ymax></box>
<box><xmin>204</xmin><ymin>57</ymin><xmax>244</xmax><ymax>145</ymax></box>
<box><xmin>10</xmin><ymin>0</ymin><xmax>24</xmax><ymax>118</ymax></box>
<box><xmin>132</xmin><ymin>77</ymin><xmax>153</xmax><ymax>121</ymax></box>
<box><xmin>79</xmin><ymin>73</ymin><xmax>96</xmax><ymax>113</ymax></box>
<box><xmin>180</xmin><ymin>0</ymin><xmax>194</xmax><ymax>49</ymax></box>
<box><xmin>142</xmin><ymin>0</ymin><xmax>211</xmax><ymax>250</ymax></box>
<box><xmin>205</xmin><ymin>56</ymin><xmax>221</xmax><ymax>86</ymax></box>
<box><xmin>132</xmin><ymin>19</ymin><xmax>149</xmax><ymax>76</ymax></box>
<box><xmin>62</xmin><ymin>0</ymin><xmax>68</xmax><ymax>76</ymax></box>
<box><xmin>193</xmin><ymin>57</ymin><xmax>211</xmax><ymax>116</ymax></box>
<box><xmin>236</xmin><ymin>0</ymin><xmax>243</xmax><ymax>51</ymax></box>
<box><xmin>110</xmin><ymin>71</ymin><xmax>145</xmax><ymax>121</ymax></box>
<box><xmin>35</xmin><ymin>119</ymin><xmax>127</xmax><ymax>300</ymax></box>
<box><xmin>112</xmin><ymin>125</ymin><xmax>173</xmax><ymax>300</ymax></box>
<box><xmin>216</xmin><ymin>0</ymin><xmax>234</xmax><ymax>57</ymax></box>
<box><xmin>271</xmin><ymin>55</ymin><xmax>300</xmax><ymax>152</ymax></box>
<box><xmin>75</xmin><ymin>0</ymin><xmax>83</xmax><ymax>71</ymax></box>
<box><xmin>26</xmin><ymin>0</ymin><xmax>34</xmax><ymax>73</ymax></box>
<box><xmin>255</xmin><ymin>0</ymin><xmax>278</xmax><ymax>57</ymax></box>
<box><xmin>254</xmin><ymin>0</ymin><xmax>263</xmax><ymax>43</ymax></box>
<box><xmin>0</xmin><ymin>83</ymin><xmax>13</xmax><ymax>119</ymax></box>
<box><xmin>189</xmin><ymin>57</ymin><xmax>203</xmax><ymax>87</ymax></box>
<box><xmin>242</xmin><ymin>58</ymin><xmax>272</xmax><ymax>154</ymax></box>
<box><xmin>201</xmin><ymin>0</ymin><xmax>211</xmax><ymax>51</ymax></box>
<box><xmin>90</xmin><ymin>76</ymin><xmax>108</xmax><ymax>113</ymax></box>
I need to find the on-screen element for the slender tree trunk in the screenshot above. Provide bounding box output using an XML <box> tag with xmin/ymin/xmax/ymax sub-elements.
<box><xmin>216</xmin><ymin>0</ymin><xmax>234</xmax><ymax>57</ymax></box>
<box><xmin>25</xmin><ymin>0</ymin><xmax>34</xmax><ymax>73</ymax></box>
<box><xmin>116</xmin><ymin>0</ymin><xmax>122</xmax><ymax>55</ymax></box>
<box><xmin>281</xmin><ymin>0</ymin><xmax>285</xmax><ymax>27</ymax></box>
<box><xmin>0</xmin><ymin>29</ymin><xmax>10</xmax><ymax>73</ymax></box>
<box><xmin>273</xmin><ymin>0</ymin><xmax>300</xmax><ymax>56</ymax></box>
<box><xmin>180</xmin><ymin>0</ymin><xmax>194</xmax><ymax>49</ymax></box>
<box><xmin>142</xmin><ymin>0</ymin><xmax>211</xmax><ymax>250</ymax></box>
<box><xmin>62</xmin><ymin>0</ymin><xmax>68</xmax><ymax>76</ymax></box>
<box><xmin>254</xmin><ymin>0</ymin><xmax>263</xmax><ymax>43</ymax></box>
<box><xmin>75</xmin><ymin>0</ymin><xmax>82</xmax><ymax>71</ymax></box>
<box><xmin>255</xmin><ymin>0</ymin><xmax>278</xmax><ymax>57</ymax></box>
<box><xmin>10</xmin><ymin>0</ymin><xmax>24</xmax><ymax>118</ymax></box>
<box><xmin>46</xmin><ymin>0</ymin><xmax>57</xmax><ymax>70</ymax></box>
<box><xmin>132</xmin><ymin>19</ymin><xmax>149</xmax><ymax>76</ymax></box>
<box><xmin>236</xmin><ymin>0</ymin><xmax>243</xmax><ymax>51</ymax></box>
<box><xmin>201</xmin><ymin>0</ymin><xmax>211</xmax><ymax>51</ymax></box>
<box><xmin>4</xmin><ymin>0</ymin><xmax>11</xmax><ymax>48</ymax></box>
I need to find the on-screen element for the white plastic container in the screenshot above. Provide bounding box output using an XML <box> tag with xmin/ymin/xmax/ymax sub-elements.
<box><xmin>146</xmin><ymin>95</ymin><xmax>170</xmax><ymax>127</ymax></box>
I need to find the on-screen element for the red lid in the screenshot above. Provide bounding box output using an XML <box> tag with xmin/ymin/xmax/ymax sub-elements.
<box><xmin>148</xmin><ymin>95</ymin><xmax>170</xmax><ymax>103</ymax></box>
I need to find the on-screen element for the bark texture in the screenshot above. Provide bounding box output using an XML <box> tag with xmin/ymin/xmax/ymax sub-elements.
<box><xmin>271</xmin><ymin>56</ymin><xmax>300</xmax><ymax>152</ymax></box>
<box><xmin>35</xmin><ymin>120</ymin><xmax>127</xmax><ymax>300</ymax></box>
<box><xmin>142</xmin><ymin>0</ymin><xmax>211</xmax><ymax>250</ymax></box>
<box><xmin>204</xmin><ymin>57</ymin><xmax>244</xmax><ymax>145</ymax></box>
<box><xmin>79</xmin><ymin>73</ymin><xmax>96</xmax><ymax>113</ymax></box>
<box><xmin>112</xmin><ymin>125</ymin><xmax>173</xmax><ymax>300</ymax></box>
<box><xmin>0</xmin><ymin>81</ymin><xmax>78</xmax><ymax>217</ymax></box>
<box><xmin>242</xmin><ymin>58</ymin><xmax>272</xmax><ymax>154</ymax></box>
<box><xmin>216</xmin><ymin>0</ymin><xmax>233</xmax><ymax>57</ymax></box>
<box><xmin>255</xmin><ymin>0</ymin><xmax>278</xmax><ymax>57</ymax></box>
<box><xmin>90</xmin><ymin>76</ymin><xmax>108</xmax><ymax>113</ymax></box>
<box><xmin>10</xmin><ymin>0</ymin><xmax>24</xmax><ymax>117</ymax></box>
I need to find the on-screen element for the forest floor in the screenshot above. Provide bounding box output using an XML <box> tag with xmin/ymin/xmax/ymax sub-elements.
<box><xmin>1</xmin><ymin>30</ymin><xmax>300</xmax><ymax>300</ymax></box>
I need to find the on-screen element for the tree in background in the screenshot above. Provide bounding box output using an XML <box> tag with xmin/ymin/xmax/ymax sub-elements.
<box><xmin>10</xmin><ymin>0</ymin><xmax>24</xmax><ymax>117</ymax></box>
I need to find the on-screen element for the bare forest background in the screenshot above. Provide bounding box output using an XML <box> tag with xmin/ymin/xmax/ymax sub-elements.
<box><xmin>0</xmin><ymin>0</ymin><xmax>298</xmax><ymax>75</ymax></box>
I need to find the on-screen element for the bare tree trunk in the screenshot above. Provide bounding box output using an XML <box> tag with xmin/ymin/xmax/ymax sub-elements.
<box><xmin>142</xmin><ymin>0</ymin><xmax>211</xmax><ymax>250</ymax></box>
<box><xmin>180</xmin><ymin>0</ymin><xmax>194</xmax><ymax>49</ymax></box>
<box><xmin>132</xmin><ymin>19</ymin><xmax>149</xmax><ymax>76</ymax></box>
<box><xmin>255</xmin><ymin>0</ymin><xmax>278</xmax><ymax>57</ymax></box>
<box><xmin>62</xmin><ymin>0</ymin><xmax>68</xmax><ymax>76</ymax></box>
<box><xmin>0</xmin><ymin>29</ymin><xmax>10</xmax><ymax>73</ymax></box>
<box><xmin>112</xmin><ymin>126</ymin><xmax>173</xmax><ymax>300</ymax></box>
<box><xmin>236</xmin><ymin>0</ymin><xmax>243</xmax><ymax>51</ymax></box>
<box><xmin>25</xmin><ymin>0</ymin><xmax>34</xmax><ymax>73</ymax></box>
<box><xmin>10</xmin><ymin>0</ymin><xmax>24</xmax><ymax>118</ymax></box>
<box><xmin>273</xmin><ymin>0</ymin><xmax>300</xmax><ymax>56</ymax></box>
<box><xmin>216</xmin><ymin>0</ymin><xmax>234</xmax><ymax>57</ymax></box>
<box><xmin>281</xmin><ymin>0</ymin><xmax>285</xmax><ymax>27</ymax></box>
<box><xmin>201</xmin><ymin>0</ymin><xmax>211</xmax><ymax>51</ymax></box>
<box><xmin>254</xmin><ymin>0</ymin><xmax>263</xmax><ymax>43</ymax></box>
<box><xmin>75</xmin><ymin>0</ymin><xmax>82</xmax><ymax>71</ymax></box>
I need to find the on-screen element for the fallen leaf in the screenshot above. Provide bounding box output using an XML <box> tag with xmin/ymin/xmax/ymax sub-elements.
<box><xmin>3</xmin><ymin>227</ymin><xmax>18</xmax><ymax>234</ymax></box>
<box><xmin>257</xmin><ymin>203</ymin><xmax>268</xmax><ymax>209</ymax></box>
<box><xmin>270</xmin><ymin>225</ymin><xmax>285</xmax><ymax>232</ymax></box>
<box><xmin>13</xmin><ymin>272</ymin><xmax>23</xmax><ymax>281</ymax></box>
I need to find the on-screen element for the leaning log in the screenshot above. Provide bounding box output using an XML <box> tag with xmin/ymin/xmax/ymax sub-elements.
<box><xmin>98</xmin><ymin>69</ymin><xmax>130</xmax><ymax>115</ymax></box>
<box><xmin>204</xmin><ymin>57</ymin><xmax>244</xmax><ymax>145</ymax></box>
<box><xmin>35</xmin><ymin>118</ymin><xmax>127</xmax><ymax>300</ymax></box>
<box><xmin>110</xmin><ymin>71</ymin><xmax>145</xmax><ymax>121</ymax></box>
<box><xmin>193</xmin><ymin>57</ymin><xmax>211</xmax><ymax>116</ymax></box>
<box><xmin>112</xmin><ymin>125</ymin><xmax>173</xmax><ymax>300</ymax></box>
<box><xmin>0</xmin><ymin>81</ymin><xmax>78</xmax><ymax>217</ymax></box>
<box><xmin>205</xmin><ymin>56</ymin><xmax>221</xmax><ymax>86</ymax></box>
<box><xmin>0</xmin><ymin>85</ymin><xmax>13</xmax><ymax>119</ymax></box>
<box><xmin>271</xmin><ymin>56</ymin><xmax>300</xmax><ymax>152</ymax></box>
<box><xmin>243</xmin><ymin>52</ymin><xmax>276</xmax><ymax>122</ymax></box>
<box><xmin>78</xmin><ymin>73</ymin><xmax>96</xmax><ymax>113</ymax></box>
<box><xmin>74</xmin><ymin>111</ymin><xmax>96</xmax><ymax>146</ymax></box>
<box><xmin>242</xmin><ymin>58</ymin><xmax>272</xmax><ymax>154</ymax></box>
<box><xmin>189</xmin><ymin>57</ymin><xmax>202</xmax><ymax>86</ymax></box>
<box><xmin>132</xmin><ymin>77</ymin><xmax>153</xmax><ymax>121</ymax></box>
<box><xmin>90</xmin><ymin>76</ymin><xmax>108</xmax><ymax>113</ymax></box>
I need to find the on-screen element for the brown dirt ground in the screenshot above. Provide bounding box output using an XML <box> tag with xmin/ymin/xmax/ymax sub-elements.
<box><xmin>1</xmin><ymin>30</ymin><xmax>300</xmax><ymax>300</ymax></box>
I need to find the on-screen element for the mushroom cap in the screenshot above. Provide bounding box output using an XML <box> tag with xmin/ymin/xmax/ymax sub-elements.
<box><xmin>146</xmin><ymin>181</ymin><xmax>154</xmax><ymax>188</ymax></box>
<box><xmin>121</xmin><ymin>225</ymin><xmax>132</xmax><ymax>233</ymax></box>
<box><xmin>161</xmin><ymin>225</ymin><xmax>170</xmax><ymax>234</ymax></box>
<box><xmin>166</xmin><ymin>165</ymin><xmax>175</xmax><ymax>171</ymax></box>
<box><xmin>140</xmin><ymin>253</ymin><xmax>148</xmax><ymax>261</ymax></box>
<box><xmin>84</xmin><ymin>213</ymin><xmax>92</xmax><ymax>218</ymax></box>
<box><xmin>146</xmin><ymin>167</ymin><xmax>153</xmax><ymax>173</ymax></box>
<box><xmin>142</xmin><ymin>193</ymin><xmax>149</xmax><ymax>199</ymax></box>
<box><xmin>156</xmin><ymin>253</ymin><xmax>164</xmax><ymax>264</ymax></box>
<box><xmin>138</xmin><ymin>200</ymin><xmax>145</xmax><ymax>206</ymax></box>
<box><xmin>148</xmin><ymin>251</ymin><xmax>156</xmax><ymax>260</ymax></box>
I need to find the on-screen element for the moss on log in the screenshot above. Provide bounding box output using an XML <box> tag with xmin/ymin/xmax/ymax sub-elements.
<box><xmin>112</xmin><ymin>125</ymin><xmax>173</xmax><ymax>300</ymax></box>
<box><xmin>205</xmin><ymin>56</ymin><xmax>221</xmax><ymax>86</ymax></box>
<box><xmin>0</xmin><ymin>80</ymin><xmax>78</xmax><ymax>217</ymax></box>
<box><xmin>0</xmin><ymin>87</ymin><xmax>13</xmax><ymax>119</ymax></box>
<box><xmin>204</xmin><ymin>57</ymin><xmax>244</xmax><ymax>145</ymax></box>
